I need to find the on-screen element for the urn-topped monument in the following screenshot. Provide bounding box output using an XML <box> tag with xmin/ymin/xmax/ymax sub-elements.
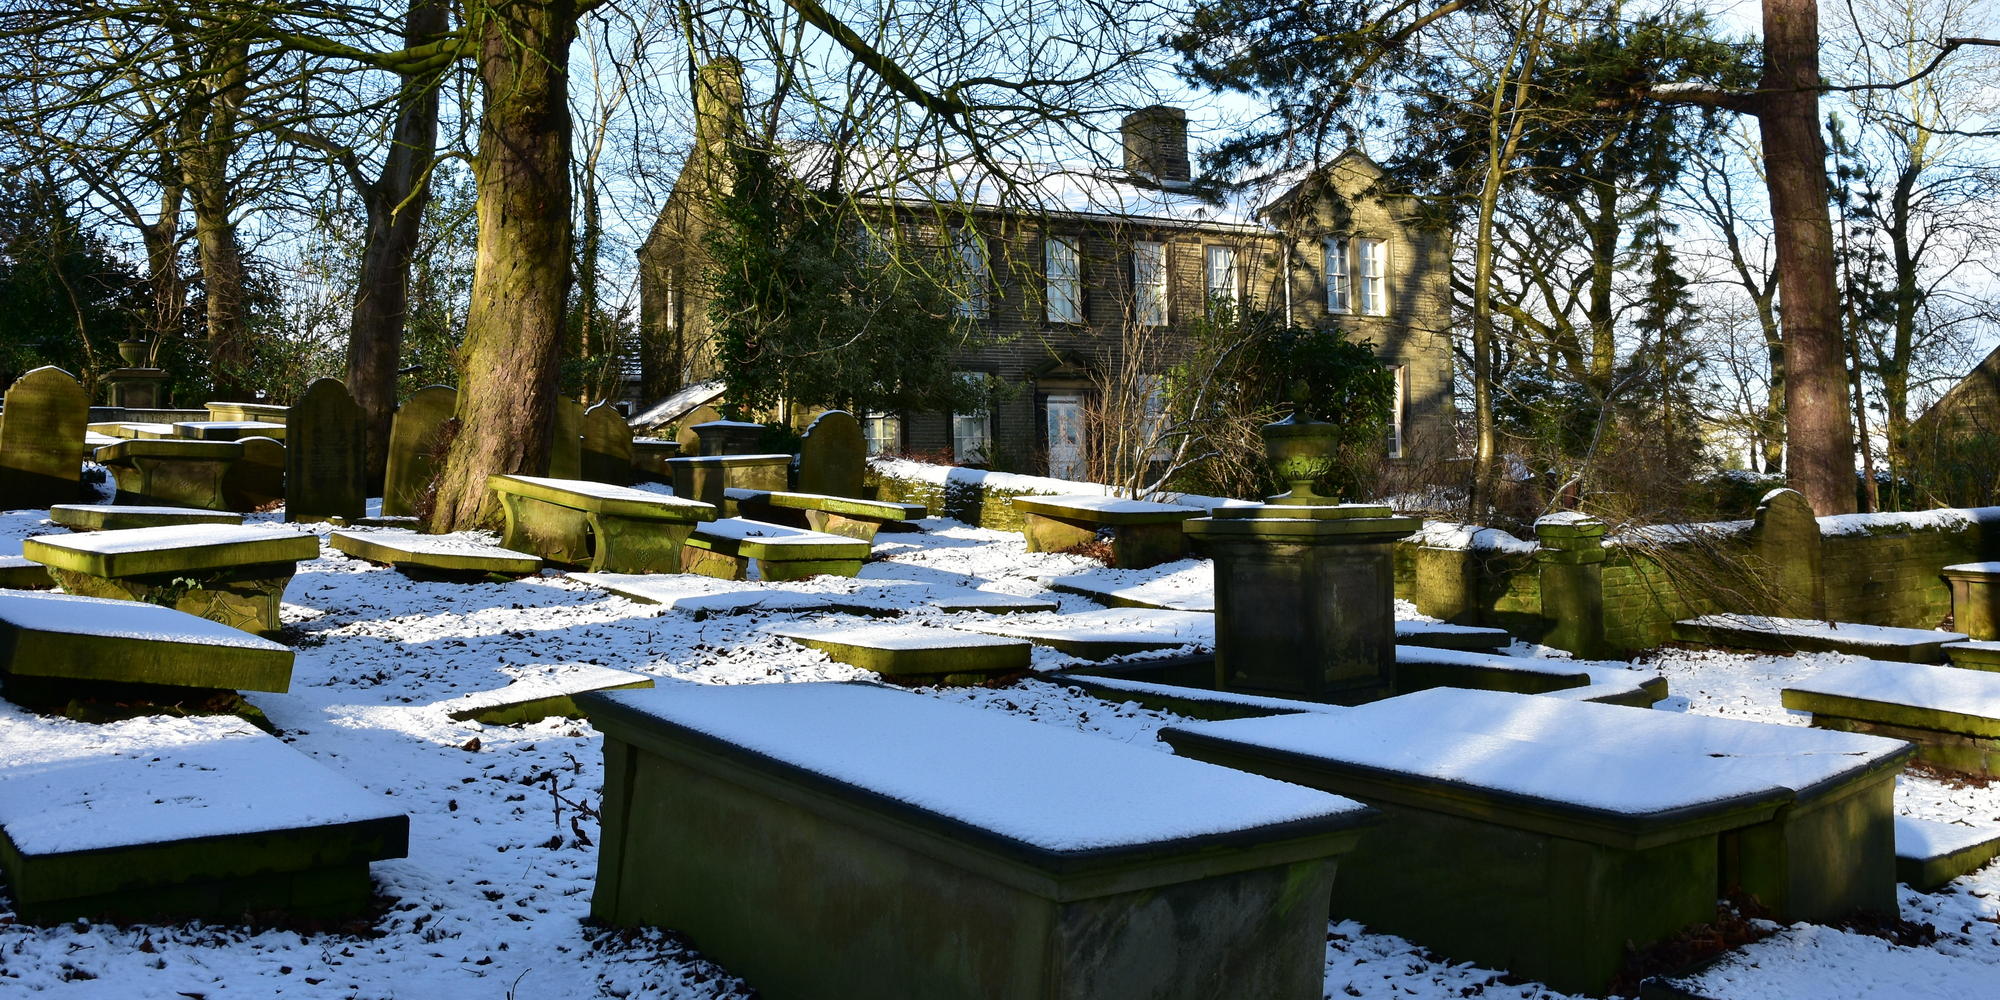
<box><xmin>1187</xmin><ymin>409</ymin><xmax>1418</xmax><ymax>704</ymax></box>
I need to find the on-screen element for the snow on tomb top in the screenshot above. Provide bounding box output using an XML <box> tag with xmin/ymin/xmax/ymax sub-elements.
<box><xmin>1163</xmin><ymin>688</ymin><xmax>1908</xmax><ymax>819</ymax></box>
<box><xmin>585</xmin><ymin>682</ymin><xmax>1370</xmax><ymax>854</ymax></box>
<box><xmin>692</xmin><ymin>419</ymin><xmax>768</xmax><ymax>430</ymax></box>
<box><xmin>1533</xmin><ymin>511</ymin><xmax>1598</xmax><ymax>527</ymax></box>
<box><xmin>1015</xmin><ymin>494</ymin><xmax>1200</xmax><ymax>516</ymax></box>
<box><xmin>0</xmin><ymin>722</ymin><xmax>402</xmax><ymax>855</ymax></box>
<box><xmin>331</xmin><ymin>527</ymin><xmax>535</xmax><ymax>559</ymax></box>
<box><xmin>0</xmin><ymin>590</ymin><xmax>288</xmax><ymax>650</ymax></box>
<box><xmin>1393</xmin><ymin>645</ymin><xmax>1588</xmax><ymax>677</ymax></box>
<box><xmin>1683</xmin><ymin>614</ymin><xmax>1968</xmax><ymax>649</ymax></box>
<box><xmin>696</xmin><ymin>518</ymin><xmax>862</xmax><ymax>547</ymax></box>
<box><xmin>27</xmin><ymin>522</ymin><xmax>310</xmax><ymax>557</ymax></box>
<box><xmin>1943</xmin><ymin>562</ymin><xmax>2000</xmax><ymax>576</ymax></box>
<box><xmin>1894</xmin><ymin>815</ymin><xmax>2000</xmax><ymax>862</ymax></box>
<box><xmin>771</xmin><ymin>622</ymin><xmax>1026</xmax><ymax>652</ymax></box>
<box><xmin>1787</xmin><ymin>661</ymin><xmax>2000</xmax><ymax>721</ymax></box>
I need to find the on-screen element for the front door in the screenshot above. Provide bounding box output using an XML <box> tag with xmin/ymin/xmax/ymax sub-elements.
<box><xmin>1043</xmin><ymin>393</ymin><xmax>1086</xmax><ymax>480</ymax></box>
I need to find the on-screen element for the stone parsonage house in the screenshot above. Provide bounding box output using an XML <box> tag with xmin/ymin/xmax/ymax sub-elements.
<box><xmin>638</xmin><ymin>69</ymin><xmax>1454</xmax><ymax>480</ymax></box>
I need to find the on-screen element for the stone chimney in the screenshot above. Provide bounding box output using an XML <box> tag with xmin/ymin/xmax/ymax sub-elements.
<box><xmin>694</xmin><ymin>58</ymin><xmax>744</xmax><ymax>156</ymax></box>
<box><xmin>1122</xmin><ymin>106</ymin><xmax>1191</xmax><ymax>184</ymax></box>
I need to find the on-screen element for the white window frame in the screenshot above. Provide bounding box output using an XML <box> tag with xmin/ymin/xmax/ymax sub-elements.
<box><xmin>954</xmin><ymin>227</ymin><xmax>990</xmax><ymax>319</ymax></box>
<box><xmin>1387</xmin><ymin>364</ymin><xmax>1407</xmax><ymax>458</ymax></box>
<box><xmin>1356</xmin><ymin>237</ymin><xmax>1388</xmax><ymax>316</ymax></box>
<box><xmin>862</xmin><ymin>412</ymin><xmax>902</xmax><ymax>456</ymax></box>
<box><xmin>1045</xmin><ymin>236</ymin><xmax>1082</xmax><ymax>325</ymax></box>
<box><xmin>1204</xmin><ymin>244</ymin><xmax>1239</xmax><ymax>309</ymax></box>
<box><xmin>1140</xmin><ymin>373</ymin><xmax>1170</xmax><ymax>462</ymax></box>
<box><xmin>1324</xmin><ymin>238</ymin><xmax>1350</xmax><ymax>314</ymax></box>
<box><xmin>663</xmin><ymin>272</ymin><xmax>680</xmax><ymax>331</ymax></box>
<box><xmin>952</xmin><ymin>372</ymin><xmax>993</xmax><ymax>464</ymax></box>
<box><xmin>1132</xmin><ymin>241</ymin><xmax>1167</xmax><ymax>327</ymax></box>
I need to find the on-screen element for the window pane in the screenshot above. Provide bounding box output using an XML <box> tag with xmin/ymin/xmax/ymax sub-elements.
<box><xmin>954</xmin><ymin>229</ymin><xmax>989</xmax><ymax>318</ymax></box>
<box><xmin>862</xmin><ymin>412</ymin><xmax>902</xmax><ymax>455</ymax></box>
<box><xmin>1204</xmin><ymin>245</ymin><xmax>1237</xmax><ymax>308</ymax></box>
<box><xmin>1133</xmin><ymin>241</ymin><xmax>1167</xmax><ymax>327</ymax></box>
<box><xmin>952</xmin><ymin>372</ymin><xmax>992</xmax><ymax>463</ymax></box>
<box><xmin>1325</xmin><ymin>238</ymin><xmax>1349</xmax><ymax>314</ymax></box>
<box><xmin>1357</xmin><ymin>238</ymin><xmax>1386</xmax><ymax>316</ymax></box>
<box><xmin>1046</xmin><ymin>237</ymin><xmax>1082</xmax><ymax>324</ymax></box>
<box><xmin>1387</xmin><ymin>364</ymin><xmax>1406</xmax><ymax>457</ymax></box>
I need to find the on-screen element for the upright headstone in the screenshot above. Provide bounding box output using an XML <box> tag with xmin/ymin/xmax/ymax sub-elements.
<box><xmin>382</xmin><ymin>386</ymin><xmax>457</xmax><ymax>517</ymax></box>
<box><xmin>0</xmin><ymin>367</ymin><xmax>89</xmax><ymax>509</ymax></box>
<box><xmin>550</xmin><ymin>398</ymin><xmax>584</xmax><ymax>480</ymax></box>
<box><xmin>286</xmin><ymin>378</ymin><xmax>366</xmax><ymax>522</ymax></box>
<box><xmin>582</xmin><ymin>402</ymin><xmax>635</xmax><ymax>485</ymax></box>
<box><xmin>797</xmin><ymin>410</ymin><xmax>865</xmax><ymax>497</ymax></box>
<box><xmin>1754</xmin><ymin>488</ymin><xmax>1826</xmax><ymax>620</ymax></box>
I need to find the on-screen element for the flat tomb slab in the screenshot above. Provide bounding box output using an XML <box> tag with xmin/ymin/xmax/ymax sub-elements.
<box><xmin>580</xmin><ymin>682</ymin><xmax>1375</xmax><ymax>1000</ymax></box>
<box><xmin>1673</xmin><ymin>614</ymin><xmax>1965</xmax><ymax>663</ymax></box>
<box><xmin>0</xmin><ymin>556</ymin><xmax>51</xmax><ymax>589</ymax></box>
<box><xmin>771</xmin><ymin>623</ymin><xmax>1031</xmax><ymax>678</ymax></box>
<box><xmin>1161</xmin><ymin>688</ymin><xmax>1910</xmax><ymax>994</ymax></box>
<box><xmin>749</xmin><ymin>490</ymin><xmax>926</xmax><ymax>521</ymax></box>
<box><xmin>488</xmin><ymin>474</ymin><xmax>715</xmax><ymax>574</ymax></box>
<box><xmin>1393</xmin><ymin>645</ymin><xmax>1591</xmax><ymax>695</ymax></box>
<box><xmin>1011</xmin><ymin>494</ymin><xmax>1201</xmax><ymax>525</ymax></box>
<box><xmin>0</xmin><ymin>722</ymin><xmax>406</xmax><ymax>923</ymax></box>
<box><xmin>1536</xmin><ymin>681</ymin><xmax>1655</xmax><ymax>707</ymax></box>
<box><xmin>1048</xmin><ymin>562</ymin><xmax>1213</xmax><ymax>612</ymax></box>
<box><xmin>49</xmin><ymin>504</ymin><xmax>244</xmax><ymax>531</ymax></box>
<box><xmin>572</xmin><ymin>572</ymin><xmax>903</xmax><ymax>618</ymax></box>
<box><xmin>1895</xmin><ymin>816</ymin><xmax>2000</xmax><ymax>892</ymax></box>
<box><xmin>329</xmin><ymin>529</ymin><xmax>542</xmax><ymax>577</ymax></box>
<box><xmin>172</xmin><ymin>420</ymin><xmax>287</xmax><ymax>441</ymax></box>
<box><xmin>1051</xmin><ymin>673</ymin><xmax>1342</xmax><ymax>721</ymax></box>
<box><xmin>683</xmin><ymin>519</ymin><xmax>870</xmax><ymax>582</ymax></box>
<box><xmin>1782</xmin><ymin>661</ymin><xmax>2000</xmax><ymax>776</ymax></box>
<box><xmin>917</xmin><ymin>588</ymin><xmax>1059</xmax><ymax>614</ymax></box>
<box><xmin>1394</xmin><ymin>620</ymin><xmax>1512</xmax><ymax>651</ymax></box>
<box><xmin>487</xmin><ymin>474</ymin><xmax>714</xmax><ymax>520</ymax></box>
<box><xmin>437</xmin><ymin>664</ymin><xmax>654</xmax><ymax>724</ymax></box>
<box><xmin>1943</xmin><ymin>563</ymin><xmax>2000</xmax><ymax>640</ymax></box>
<box><xmin>0</xmin><ymin>589</ymin><xmax>294</xmax><ymax>692</ymax></box>
<box><xmin>1946</xmin><ymin>641</ymin><xmax>2000</xmax><ymax>671</ymax></box>
<box><xmin>204</xmin><ymin>401</ymin><xmax>290</xmax><ymax>423</ymax></box>
<box><xmin>954</xmin><ymin>608</ymin><xmax>1213</xmax><ymax>659</ymax></box>
<box><xmin>23</xmin><ymin>523</ymin><xmax>318</xmax><ymax>579</ymax></box>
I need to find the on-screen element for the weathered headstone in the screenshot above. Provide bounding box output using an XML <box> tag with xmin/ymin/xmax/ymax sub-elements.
<box><xmin>224</xmin><ymin>435</ymin><xmax>286</xmax><ymax>511</ymax></box>
<box><xmin>0</xmin><ymin>366</ymin><xmax>89</xmax><ymax>509</ymax></box>
<box><xmin>797</xmin><ymin>409</ymin><xmax>864</xmax><ymax>497</ymax></box>
<box><xmin>550</xmin><ymin>398</ymin><xmax>584</xmax><ymax>480</ymax></box>
<box><xmin>581</xmin><ymin>402</ymin><xmax>635</xmax><ymax>485</ymax></box>
<box><xmin>285</xmin><ymin>379</ymin><xmax>365</xmax><ymax>522</ymax></box>
<box><xmin>382</xmin><ymin>385</ymin><xmax>456</xmax><ymax>517</ymax></box>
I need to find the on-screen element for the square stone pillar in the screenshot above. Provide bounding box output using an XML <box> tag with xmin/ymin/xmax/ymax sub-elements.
<box><xmin>1186</xmin><ymin>504</ymin><xmax>1419</xmax><ymax>704</ymax></box>
<box><xmin>1533</xmin><ymin>514</ymin><xmax>1610</xmax><ymax>657</ymax></box>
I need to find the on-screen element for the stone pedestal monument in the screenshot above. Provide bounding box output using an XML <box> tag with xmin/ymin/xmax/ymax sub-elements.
<box><xmin>1189</xmin><ymin>504</ymin><xmax>1418</xmax><ymax>704</ymax></box>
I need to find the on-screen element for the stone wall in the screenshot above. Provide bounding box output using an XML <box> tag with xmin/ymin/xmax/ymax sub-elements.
<box><xmin>1400</xmin><ymin>492</ymin><xmax>2000</xmax><ymax>654</ymax></box>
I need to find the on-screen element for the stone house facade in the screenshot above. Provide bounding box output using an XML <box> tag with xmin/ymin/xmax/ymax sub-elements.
<box><xmin>637</xmin><ymin>70</ymin><xmax>1455</xmax><ymax>479</ymax></box>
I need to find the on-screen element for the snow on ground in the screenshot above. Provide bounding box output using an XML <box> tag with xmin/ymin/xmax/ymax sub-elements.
<box><xmin>3</xmin><ymin>511</ymin><xmax>2000</xmax><ymax>998</ymax></box>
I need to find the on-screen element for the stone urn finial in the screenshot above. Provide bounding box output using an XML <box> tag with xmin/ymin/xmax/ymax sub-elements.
<box><xmin>1260</xmin><ymin>408</ymin><xmax>1339</xmax><ymax>506</ymax></box>
<box><xmin>117</xmin><ymin>339</ymin><xmax>148</xmax><ymax>367</ymax></box>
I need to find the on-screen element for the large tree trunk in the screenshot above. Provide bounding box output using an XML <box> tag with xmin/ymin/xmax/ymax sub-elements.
<box><xmin>425</xmin><ymin>0</ymin><xmax>577</xmax><ymax>531</ymax></box>
<box><xmin>347</xmin><ymin>0</ymin><xmax>447</xmax><ymax>489</ymax></box>
<box><xmin>1760</xmin><ymin>0</ymin><xmax>1856</xmax><ymax>514</ymax></box>
<box><xmin>138</xmin><ymin>183</ymin><xmax>186</xmax><ymax>365</ymax></box>
<box><xmin>185</xmin><ymin>39</ymin><xmax>252</xmax><ymax>400</ymax></box>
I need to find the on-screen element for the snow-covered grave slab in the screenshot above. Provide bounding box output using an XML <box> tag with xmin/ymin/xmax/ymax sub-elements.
<box><xmin>1014</xmin><ymin>494</ymin><xmax>1199</xmax><ymax>570</ymax></box>
<box><xmin>486</xmin><ymin>473</ymin><xmax>716</xmax><ymax>574</ymax></box>
<box><xmin>579</xmin><ymin>681</ymin><xmax>1377</xmax><ymax>1000</ymax></box>
<box><xmin>0</xmin><ymin>719</ymin><xmax>407</xmax><ymax>923</ymax></box>
<box><xmin>1673</xmin><ymin>613</ymin><xmax>1966</xmax><ymax>663</ymax></box>
<box><xmin>1048</xmin><ymin>559</ymin><xmax>1213</xmax><ymax>611</ymax></box>
<box><xmin>1160</xmin><ymin>687</ymin><xmax>1911</xmax><ymax>995</ymax></box>
<box><xmin>172</xmin><ymin>419</ymin><xmax>287</xmax><ymax>441</ymax></box>
<box><xmin>0</xmin><ymin>554</ymin><xmax>50</xmax><ymax>588</ymax></box>
<box><xmin>572</xmin><ymin>571</ymin><xmax>903</xmax><ymax>618</ymax></box>
<box><xmin>0</xmin><ymin>589</ymin><xmax>294</xmax><ymax>692</ymax></box>
<box><xmin>22</xmin><ymin>523</ymin><xmax>320</xmax><ymax>637</ymax></box>
<box><xmin>1393</xmin><ymin>619</ymin><xmax>1511</xmax><ymax>651</ymax></box>
<box><xmin>93</xmin><ymin>420</ymin><xmax>176</xmax><ymax>439</ymax></box>
<box><xmin>437</xmin><ymin>664</ymin><xmax>653</xmax><ymax>724</ymax></box>
<box><xmin>82</xmin><ymin>430</ymin><xmax>121</xmax><ymax>448</ymax></box>
<box><xmin>1945</xmin><ymin>639</ymin><xmax>2000</xmax><ymax>671</ymax></box>
<box><xmin>49</xmin><ymin>503</ymin><xmax>243</xmax><ymax>532</ymax></box>
<box><xmin>684</xmin><ymin>517</ymin><xmax>871</xmax><ymax>582</ymax></box>
<box><xmin>1050</xmin><ymin>672</ymin><xmax>1341</xmax><ymax>721</ymax></box>
<box><xmin>1894</xmin><ymin>815</ymin><xmax>2000</xmax><ymax>892</ymax></box>
<box><xmin>770</xmin><ymin>622</ymin><xmax>1032</xmax><ymax>679</ymax></box>
<box><xmin>329</xmin><ymin>528</ymin><xmax>543</xmax><ymax>578</ymax></box>
<box><xmin>1534</xmin><ymin>681</ymin><xmax>1656</xmax><ymax>707</ymax></box>
<box><xmin>1392</xmin><ymin>645</ymin><xmax>1591</xmax><ymax>696</ymax></box>
<box><xmin>915</xmin><ymin>587</ymin><xmax>1059</xmax><ymax>614</ymax></box>
<box><xmin>954</xmin><ymin>607</ymin><xmax>1213</xmax><ymax>659</ymax></box>
<box><xmin>1783</xmin><ymin>660</ymin><xmax>2000</xmax><ymax>776</ymax></box>
<box><xmin>733</xmin><ymin>488</ymin><xmax>927</xmax><ymax>544</ymax></box>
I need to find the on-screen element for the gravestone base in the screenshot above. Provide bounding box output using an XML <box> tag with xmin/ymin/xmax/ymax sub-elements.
<box><xmin>1943</xmin><ymin>563</ymin><xmax>2000</xmax><ymax>641</ymax></box>
<box><xmin>47</xmin><ymin>562</ymin><xmax>298</xmax><ymax>637</ymax></box>
<box><xmin>1185</xmin><ymin>505</ymin><xmax>1418</xmax><ymax>704</ymax></box>
<box><xmin>1806</xmin><ymin>715</ymin><xmax>2000</xmax><ymax>778</ymax></box>
<box><xmin>497</xmin><ymin>494</ymin><xmax>697</xmax><ymax>574</ymax></box>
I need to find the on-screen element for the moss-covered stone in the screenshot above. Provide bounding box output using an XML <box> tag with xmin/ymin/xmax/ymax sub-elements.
<box><xmin>49</xmin><ymin>504</ymin><xmax>244</xmax><ymax>532</ymax></box>
<box><xmin>0</xmin><ymin>589</ymin><xmax>295</xmax><ymax>692</ymax></box>
<box><xmin>487</xmin><ymin>474</ymin><xmax>715</xmax><ymax>573</ymax></box>
<box><xmin>23</xmin><ymin>524</ymin><xmax>318</xmax><ymax>636</ymax></box>
<box><xmin>771</xmin><ymin>624</ymin><xmax>1031</xmax><ymax>677</ymax></box>
<box><xmin>682</xmin><ymin>519</ymin><xmax>869</xmax><ymax>581</ymax></box>
<box><xmin>328</xmin><ymin>529</ymin><xmax>542</xmax><ymax>578</ymax></box>
<box><xmin>94</xmin><ymin>438</ymin><xmax>243</xmax><ymax>510</ymax></box>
